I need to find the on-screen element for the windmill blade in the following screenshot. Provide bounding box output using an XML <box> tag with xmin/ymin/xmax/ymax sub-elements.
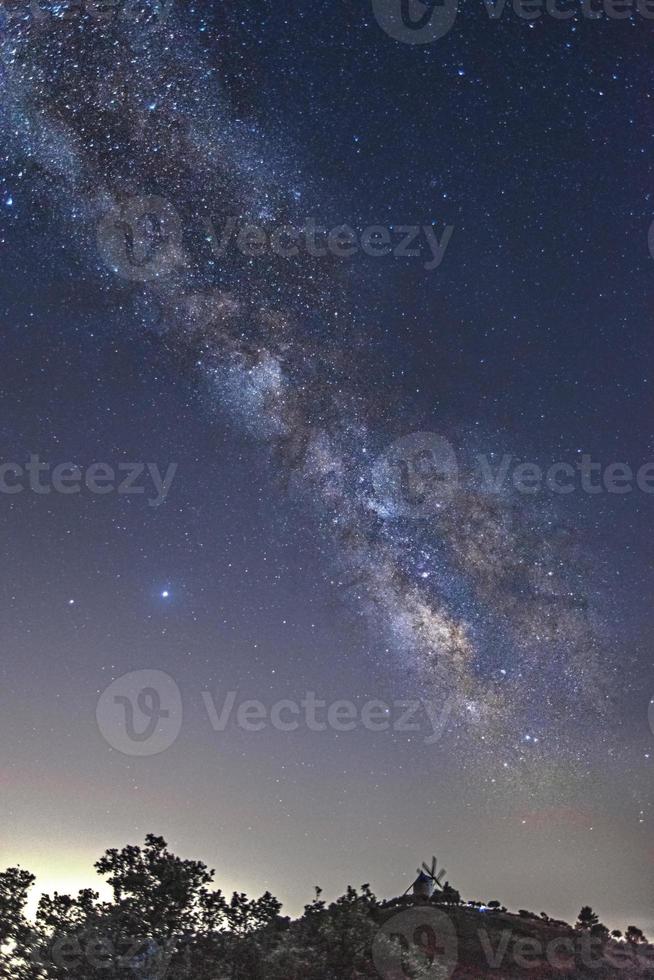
<box><xmin>404</xmin><ymin>871</ymin><xmax>420</xmax><ymax>896</ymax></box>
<box><xmin>434</xmin><ymin>869</ymin><xmax>446</xmax><ymax>886</ymax></box>
<box><xmin>422</xmin><ymin>857</ymin><xmax>440</xmax><ymax>879</ymax></box>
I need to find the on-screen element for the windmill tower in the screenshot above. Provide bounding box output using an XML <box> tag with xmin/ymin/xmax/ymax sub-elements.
<box><xmin>405</xmin><ymin>856</ymin><xmax>446</xmax><ymax>899</ymax></box>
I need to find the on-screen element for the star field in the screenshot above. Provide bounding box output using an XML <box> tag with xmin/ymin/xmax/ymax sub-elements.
<box><xmin>0</xmin><ymin>0</ymin><xmax>652</xmax><ymax>934</ymax></box>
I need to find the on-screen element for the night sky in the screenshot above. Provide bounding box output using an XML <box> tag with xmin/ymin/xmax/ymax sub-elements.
<box><xmin>0</xmin><ymin>0</ymin><xmax>653</xmax><ymax>937</ymax></box>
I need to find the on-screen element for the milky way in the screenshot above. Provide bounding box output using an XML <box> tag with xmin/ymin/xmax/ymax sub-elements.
<box><xmin>0</xmin><ymin>2</ymin><xmax>617</xmax><ymax>776</ymax></box>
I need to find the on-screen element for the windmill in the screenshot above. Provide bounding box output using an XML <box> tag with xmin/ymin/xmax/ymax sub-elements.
<box><xmin>404</xmin><ymin>855</ymin><xmax>446</xmax><ymax>899</ymax></box>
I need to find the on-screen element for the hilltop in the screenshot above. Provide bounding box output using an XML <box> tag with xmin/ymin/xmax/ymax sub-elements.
<box><xmin>1</xmin><ymin>836</ymin><xmax>652</xmax><ymax>978</ymax></box>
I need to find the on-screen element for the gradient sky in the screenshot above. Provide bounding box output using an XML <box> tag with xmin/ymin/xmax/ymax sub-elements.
<box><xmin>0</xmin><ymin>0</ymin><xmax>653</xmax><ymax>938</ymax></box>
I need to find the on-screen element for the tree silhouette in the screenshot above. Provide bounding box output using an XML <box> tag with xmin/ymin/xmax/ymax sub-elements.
<box><xmin>0</xmin><ymin>867</ymin><xmax>34</xmax><ymax>945</ymax></box>
<box><xmin>590</xmin><ymin>922</ymin><xmax>609</xmax><ymax>940</ymax></box>
<box><xmin>0</xmin><ymin>867</ymin><xmax>35</xmax><ymax>979</ymax></box>
<box><xmin>0</xmin><ymin>836</ymin><xmax>651</xmax><ymax>979</ymax></box>
<box><xmin>576</xmin><ymin>906</ymin><xmax>599</xmax><ymax>930</ymax></box>
<box><xmin>439</xmin><ymin>882</ymin><xmax>461</xmax><ymax>906</ymax></box>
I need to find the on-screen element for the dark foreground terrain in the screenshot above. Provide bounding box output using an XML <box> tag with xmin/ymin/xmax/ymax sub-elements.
<box><xmin>1</xmin><ymin>835</ymin><xmax>651</xmax><ymax>978</ymax></box>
